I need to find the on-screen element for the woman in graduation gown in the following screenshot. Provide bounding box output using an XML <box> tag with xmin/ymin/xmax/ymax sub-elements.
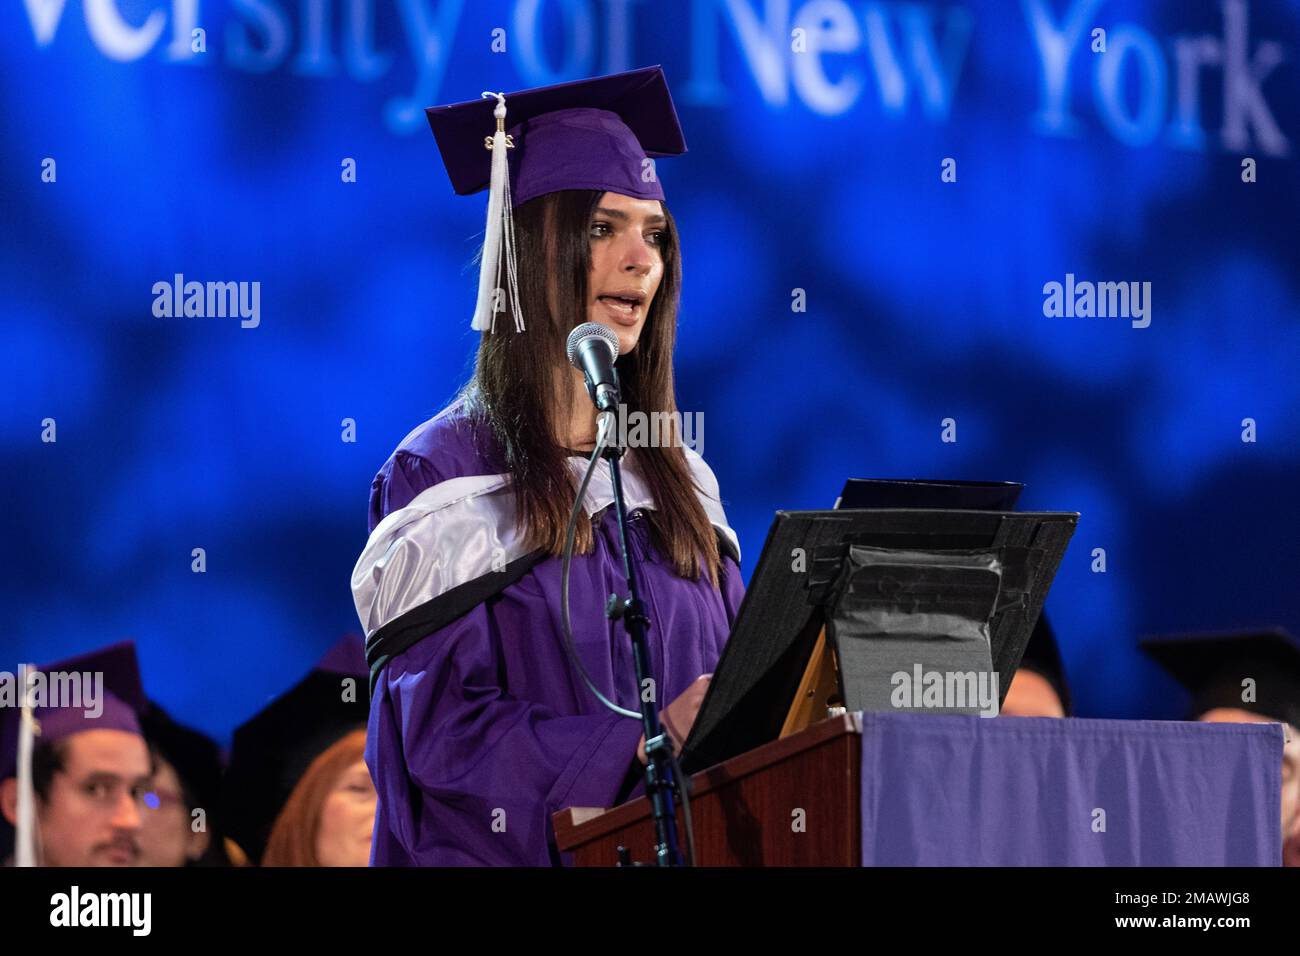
<box><xmin>352</xmin><ymin>67</ymin><xmax>745</xmax><ymax>866</ymax></box>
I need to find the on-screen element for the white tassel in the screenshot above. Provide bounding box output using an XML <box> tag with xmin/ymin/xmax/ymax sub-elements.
<box><xmin>472</xmin><ymin>92</ymin><xmax>525</xmax><ymax>333</ymax></box>
<box><xmin>15</xmin><ymin>663</ymin><xmax>40</xmax><ymax>867</ymax></box>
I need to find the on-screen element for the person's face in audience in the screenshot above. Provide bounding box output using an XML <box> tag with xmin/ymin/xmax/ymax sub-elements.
<box><xmin>1199</xmin><ymin>708</ymin><xmax>1300</xmax><ymax>860</ymax></box>
<box><xmin>136</xmin><ymin>755</ymin><xmax>209</xmax><ymax>866</ymax></box>
<box><xmin>999</xmin><ymin>669</ymin><xmax>1065</xmax><ymax>718</ymax></box>
<box><xmin>314</xmin><ymin>759</ymin><xmax>376</xmax><ymax>867</ymax></box>
<box><xmin>17</xmin><ymin>730</ymin><xmax>152</xmax><ymax>866</ymax></box>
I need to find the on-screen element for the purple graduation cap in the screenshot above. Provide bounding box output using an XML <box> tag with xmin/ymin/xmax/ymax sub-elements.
<box><xmin>425</xmin><ymin>65</ymin><xmax>688</xmax><ymax>333</ymax></box>
<box><xmin>1</xmin><ymin>640</ymin><xmax>148</xmax><ymax>781</ymax></box>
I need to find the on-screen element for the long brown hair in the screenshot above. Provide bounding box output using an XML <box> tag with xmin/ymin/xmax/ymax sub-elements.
<box><xmin>261</xmin><ymin>729</ymin><xmax>367</xmax><ymax>867</ymax></box>
<box><xmin>461</xmin><ymin>189</ymin><xmax>721</xmax><ymax>588</ymax></box>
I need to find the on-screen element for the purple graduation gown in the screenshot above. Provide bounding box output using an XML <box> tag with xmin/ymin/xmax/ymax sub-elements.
<box><xmin>353</xmin><ymin>401</ymin><xmax>744</xmax><ymax>866</ymax></box>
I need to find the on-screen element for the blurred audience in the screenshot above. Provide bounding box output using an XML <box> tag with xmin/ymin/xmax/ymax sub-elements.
<box><xmin>223</xmin><ymin>635</ymin><xmax>373</xmax><ymax>867</ymax></box>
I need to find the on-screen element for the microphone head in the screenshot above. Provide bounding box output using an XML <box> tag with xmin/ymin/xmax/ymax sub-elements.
<box><xmin>566</xmin><ymin>322</ymin><xmax>620</xmax><ymax>370</ymax></box>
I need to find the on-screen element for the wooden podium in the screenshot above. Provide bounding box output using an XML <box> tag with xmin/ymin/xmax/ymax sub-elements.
<box><xmin>553</xmin><ymin>713</ymin><xmax>863</xmax><ymax>866</ymax></box>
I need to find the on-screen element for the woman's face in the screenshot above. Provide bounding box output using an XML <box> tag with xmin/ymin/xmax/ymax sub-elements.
<box><xmin>314</xmin><ymin>759</ymin><xmax>376</xmax><ymax>867</ymax></box>
<box><xmin>586</xmin><ymin>191</ymin><xmax>666</xmax><ymax>357</ymax></box>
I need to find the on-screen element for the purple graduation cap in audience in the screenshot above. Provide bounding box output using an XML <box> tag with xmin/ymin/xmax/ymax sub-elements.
<box><xmin>424</xmin><ymin>65</ymin><xmax>687</xmax><ymax>333</ymax></box>
<box><xmin>1</xmin><ymin>640</ymin><xmax>148</xmax><ymax>781</ymax></box>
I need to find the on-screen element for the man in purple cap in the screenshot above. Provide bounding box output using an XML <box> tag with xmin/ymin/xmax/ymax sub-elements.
<box><xmin>355</xmin><ymin>66</ymin><xmax>743</xmax><ymax>865</ymax></box>
<box><xmin>1</xmin><ymin>642</ymin><xmax>153</xmax><ymax>866</ymax></box>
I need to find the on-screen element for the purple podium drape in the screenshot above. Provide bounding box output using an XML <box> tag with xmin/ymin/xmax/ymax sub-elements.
<box><xmin>860</xmin><ymin>714</ymin><xmax>1281</xmax><ymax>866</ymax></box>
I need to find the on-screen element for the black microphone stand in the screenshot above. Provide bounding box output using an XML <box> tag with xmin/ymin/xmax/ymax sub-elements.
<box><xmin>590</xmin><ymin>378</ymin><xmax>685</xmax><ymax>867</ymax></box>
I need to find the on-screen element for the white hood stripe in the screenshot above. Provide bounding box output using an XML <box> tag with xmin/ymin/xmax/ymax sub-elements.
<box><xmin>351</xmin><ymin>450</ymin><xmax>739</xmax><ymax>640</ymax></box>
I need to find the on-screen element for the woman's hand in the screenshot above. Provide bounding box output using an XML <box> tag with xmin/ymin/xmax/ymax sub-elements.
<box><xmin>636</xmin><ymin>674</ymin><xmax>712</xmax><ymax>765</ymax></box>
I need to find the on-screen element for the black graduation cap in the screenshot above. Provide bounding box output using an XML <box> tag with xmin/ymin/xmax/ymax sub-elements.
<box><xmin>222</xmin><ymin>636</ymin><xmax>369</xmax><ymax>865</ymax></box>
<box><xmin>1140</xmin><ymin>628</ymin><xmax>1300</xmax><ymax>729</ymax></box>
<box><xmin>1016</xmin><ymin>613</ymin><xmax>1072</xmax><ymax>715</ymax></box>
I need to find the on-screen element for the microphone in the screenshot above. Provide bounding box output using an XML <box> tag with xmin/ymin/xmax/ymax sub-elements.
<box><xmin>566</xmin><ymin>322</ymin><xmax>621</xmax><ymax>413</ymax></box>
